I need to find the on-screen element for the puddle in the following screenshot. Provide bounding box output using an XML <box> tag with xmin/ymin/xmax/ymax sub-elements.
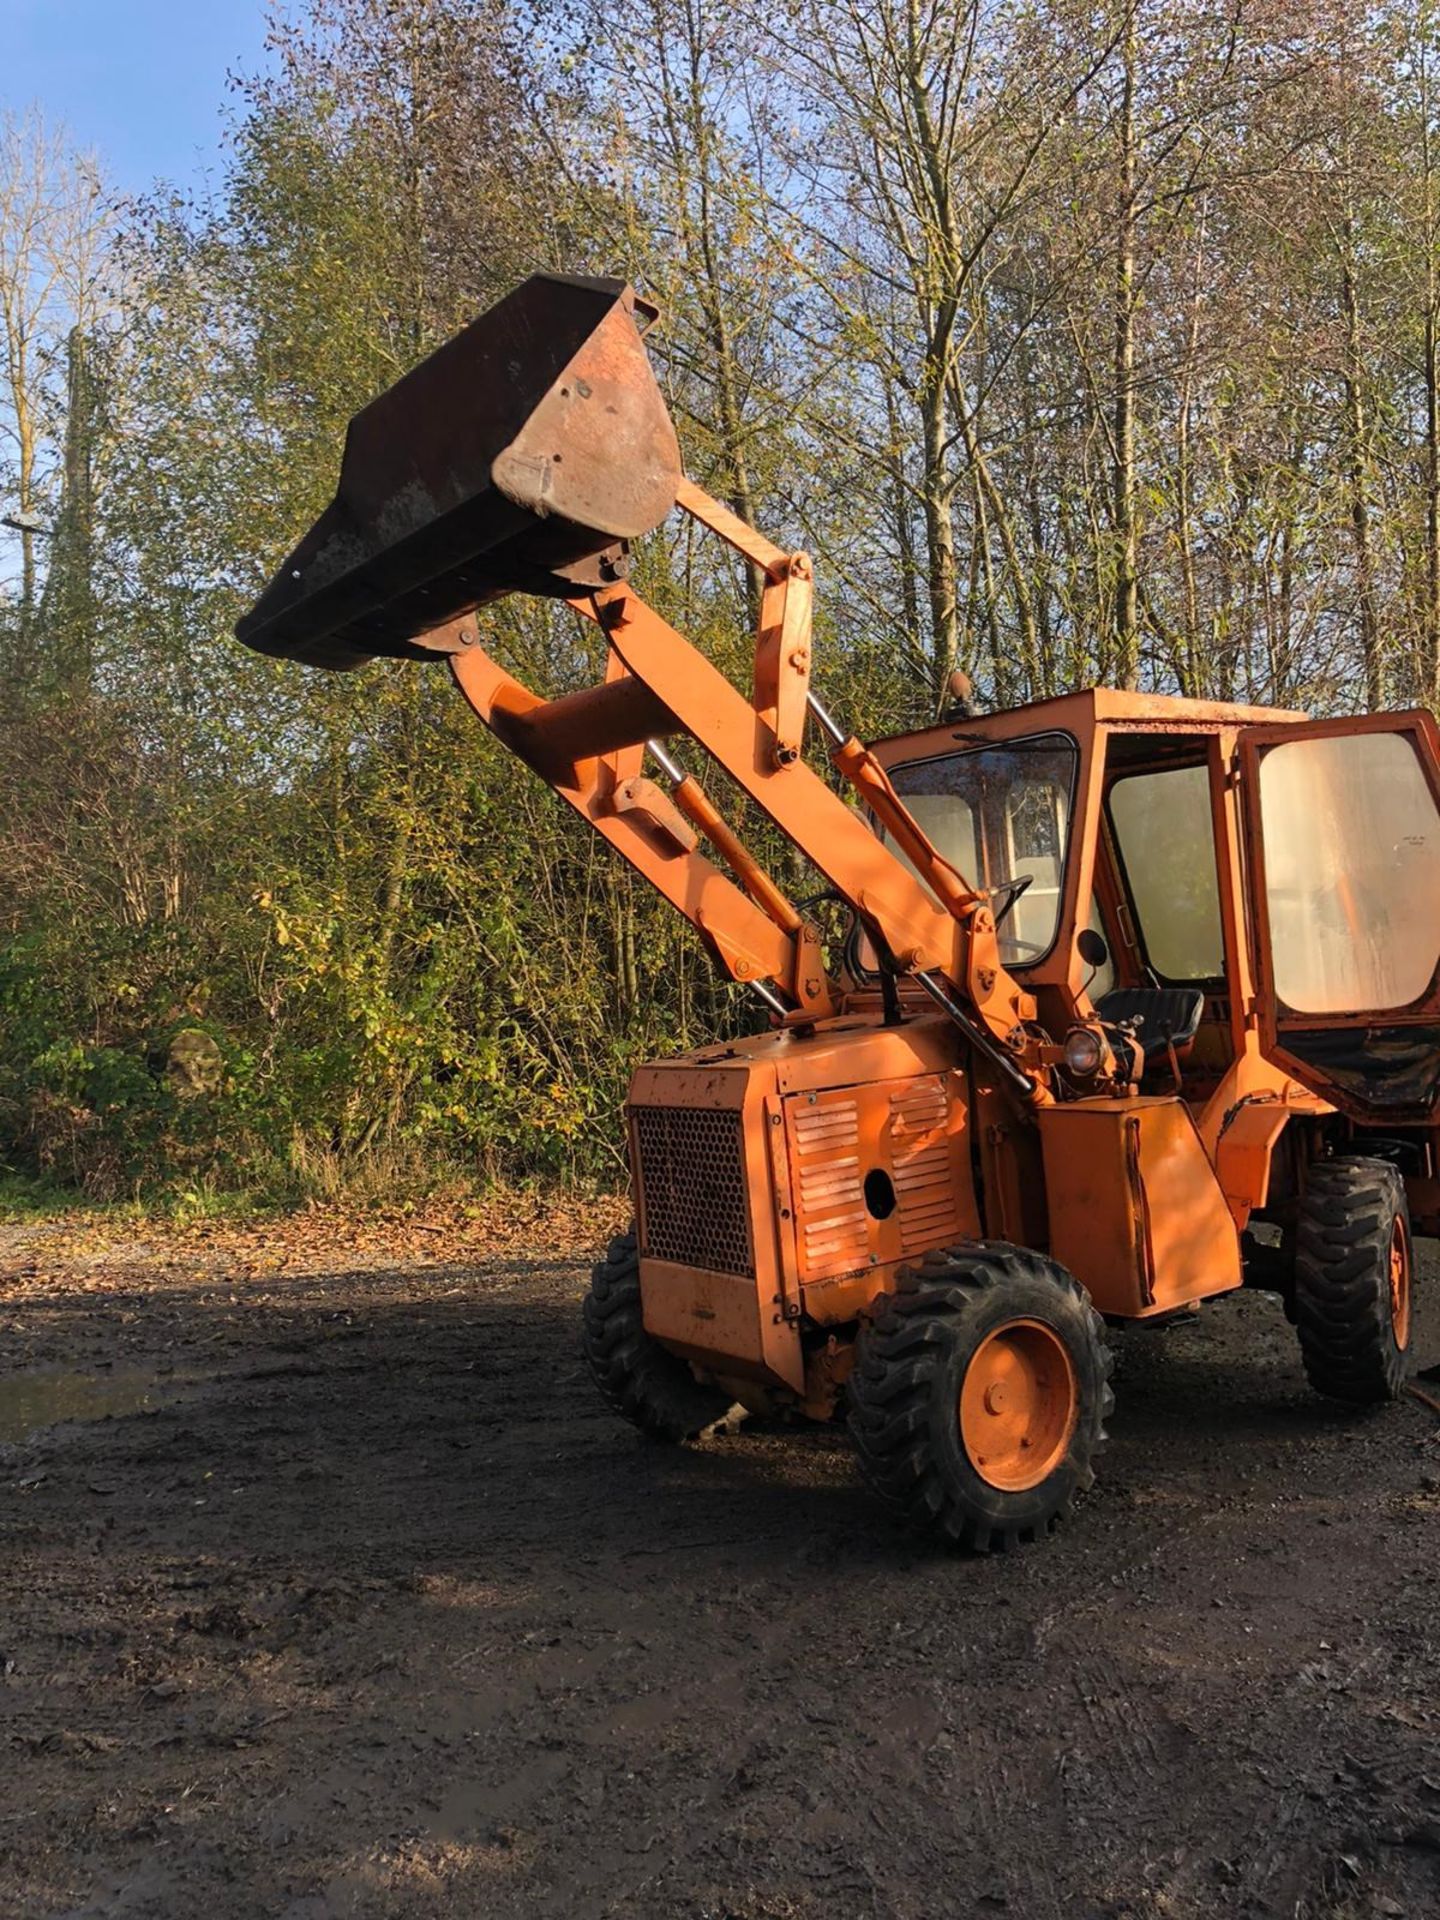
<box><xmin>0</xmin><ymin>1366</ymin><xmax>176</xmax><ymax>1446</ymax></box>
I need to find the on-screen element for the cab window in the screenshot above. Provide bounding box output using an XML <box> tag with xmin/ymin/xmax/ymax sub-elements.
<box><xmin>1107</xmin><ymin>764</ymin><xmax>1223</xmax><ymax>981</ymax></box>
<box><xmin>884</xmin><ymin>733</ymin><xmax>1078</xmax><ymax>967</ymax></box>
<box><xmin>1257</xmin><ymin>731</ymin><xmax>1440</xmax><ymax>1013</ymax></box>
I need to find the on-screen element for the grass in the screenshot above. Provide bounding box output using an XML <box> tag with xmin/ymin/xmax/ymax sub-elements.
<box><xmin>0</xmin><ymin>1168</ymin><xmax>267</xmax><ymax>1228</ymax></box>
<box><xmin>0</xmin><ymin>1145</ymin><xmax>622</xmax><ymax>1231</ymax></box>
<box><xmin>0</xmin><ymin>1170</ymin><xmax>111</xmax><ymax>1224</ymax></box>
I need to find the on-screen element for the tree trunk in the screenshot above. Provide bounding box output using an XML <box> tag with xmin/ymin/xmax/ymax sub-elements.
<box><xmin>1112</xmin><ymin>0</ymin><xmax>1140</xmax><ymax>689</ymax></box>
<box><xmin>1174</xmin><ymin>200</ymin><xmax>1209</xmax><ymax>697</ymax></box>
<box><xmin>1422</xmin><ymin>21</ymin><xmax>1440</xmax><ymax>701</ymax></box>
<box><xmin>676</xmin><ymin>0</ymin><xmax>762</xmax><ymax>625</ymax></box>
<box><xmin>1340</xmin><ymin>224</ymin><xmax>1381</xmax><ymax>707</ymax></box>
<box><xmin>38</xmin><ymin>325</ymin><xmax>98</xmax><ymax>688</ymax></box>
<box><xmin>961</xmin><ymin>409</ymin><xmax>1040</xmax><ymax>699</ymax></box>
<box><xmin>885</xmin><ymin>372</ymin><xmax>921</xmax><ymax>643</ymax></box>
<box><xmin>921</xmin><ymin>368</ymin><xmax>960</xmax><ymax>710</ymax></box>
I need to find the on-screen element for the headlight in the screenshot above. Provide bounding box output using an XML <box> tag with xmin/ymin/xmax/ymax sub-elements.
<box><xmin>1063</xmin><ymin>1025</ymin><xmax>1104</xmax><ymax>1077</ymax></box>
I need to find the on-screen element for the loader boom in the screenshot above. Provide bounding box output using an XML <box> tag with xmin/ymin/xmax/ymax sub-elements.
<box><xmin>239</xmin><ymin>273</ymin><xmax>1041</xmax><ymax>1090</ymax></box>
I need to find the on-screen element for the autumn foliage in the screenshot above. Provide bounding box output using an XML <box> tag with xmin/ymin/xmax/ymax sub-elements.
<box><xmin>2</xmin><ymin>0</ymin><xmax>1438</xmax><ymax>1197</ymax></box>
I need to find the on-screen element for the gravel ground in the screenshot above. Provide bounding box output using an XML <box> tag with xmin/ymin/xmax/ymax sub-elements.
<box><xmin>2</xmin><ymin>1209</ymin><xmax>1439</xmax><ymax>1919</ymax></box>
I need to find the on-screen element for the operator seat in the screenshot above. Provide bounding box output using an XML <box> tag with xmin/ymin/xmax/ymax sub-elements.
<box><xmin>1095</xmin><ymin>987</ymin><xmax>1206</xmax><ymax>1061</ymax></box>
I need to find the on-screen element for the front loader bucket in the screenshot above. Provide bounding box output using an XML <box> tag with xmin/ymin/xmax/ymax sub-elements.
<box><xmin>235</xmin><ymin>274</ymin><xmax>683</xmax><ymax>670</ymax></box>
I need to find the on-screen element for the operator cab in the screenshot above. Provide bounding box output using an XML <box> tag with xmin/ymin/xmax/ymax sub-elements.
<box><xmin>864</xmin><ymin>688</ymin><xmax>1283</xmax><ymax>1105</ymax></box>
<box><xmin>873</xmin><ymin>725</ymin><xmax>1214</xmax><ymax>1075</ymax></box>
<box><xmin>874</xmin><ymin>723</ymin><xmax>1216</xmax><ymax>1073</ymax></box>
<box><xmin>866</xmin><ymin>686</ymin><xmax>1440</xmax><ymax>1124</ymax></box>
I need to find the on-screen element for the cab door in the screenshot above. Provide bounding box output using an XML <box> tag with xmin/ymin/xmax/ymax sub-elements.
<box><xmin>1238</xmin><ymin>710</ymin><xmax>1440</xmax><ymax>1123</ymax></box>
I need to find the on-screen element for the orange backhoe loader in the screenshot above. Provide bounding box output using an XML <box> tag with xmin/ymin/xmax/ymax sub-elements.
<box><xmin>238</xmin><ymin>274</ymin><xmax>1440</xmax><ymax>1549</ymax></box>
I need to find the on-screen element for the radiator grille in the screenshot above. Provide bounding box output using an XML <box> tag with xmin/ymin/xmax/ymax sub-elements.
<box><xmin>631</xmin><ymin>1105</ymin><xmax>754</xmax><ymax>1277</ymax></box>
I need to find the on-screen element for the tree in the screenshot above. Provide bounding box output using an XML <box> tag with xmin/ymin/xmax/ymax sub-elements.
<box><xmin>0</xmin><ymin>107</ymin><xmax>112</xmax><ymax>691</ymax></box>
<box><xmin>771</xmin><ymin>0</ymin><xmax>1118</xmax><ymax>709</ymax></box>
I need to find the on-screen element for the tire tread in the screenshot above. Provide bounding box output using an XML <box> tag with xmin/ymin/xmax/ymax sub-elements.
<box><xmin>581</xmin><ymin>1230</ymin><xmax>732</xmax><ymax>1441</ymax></box>
<box><xmin>1293</xmin><ymin>1158</ymin><xmax>1411</xmax><ymax>1406</ymax></box>
<box><xmin>848</xmin><ymin>1241</ymin><xmax>1113</xmax><ymax>1552</ymax></box>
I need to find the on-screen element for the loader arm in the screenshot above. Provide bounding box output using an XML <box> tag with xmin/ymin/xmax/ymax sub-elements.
<box><xmin>235</xmin><ymin>273</ymin><xmax>1043</xmax><ymax>1095</ymax></box>
<box><xmin>445</xmin><ymin>616</ymin><xmax>833</xmax><ymax>1019</ymax></box>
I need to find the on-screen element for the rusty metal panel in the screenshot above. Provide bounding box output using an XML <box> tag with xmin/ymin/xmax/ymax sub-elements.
<box><xmin>638</xmin><ymin>1258</ymin><xmax>769</xmax><ymax>1376</ymax></box>
<box><xmin>789</xmin><ymin>1090</ymin><xmax>867</xmax><ymax>1279</ymax></box>
<box><xmin>1213</xmin><ymin>1095</ymin><xmax>1294</xmax><ymax>1228</ymax></box>
<box><xmin>890</xmin><ymin>1076</ymin><xmax>967</xmax><ymax>1244</ymax></box>
<box><xmin>624</xmin><ymin>1043</ymin><xmax>979</xmax><ymax>1385</ymax></box>
<box><xmin>235</xmin><ymin>274</ymin><xmax>682</xmax><ymax>670</ymax></box>
<box><xmin>626</xmin><ymin>1052</ymin><xmax>803</xmax><ymax>1394</ymax></box>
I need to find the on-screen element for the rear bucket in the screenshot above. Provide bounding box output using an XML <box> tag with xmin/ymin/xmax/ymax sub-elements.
<box><xmin>235</xmin><ymin>273</ymin><xmax>683</xmax><ymax>671</ymax></box>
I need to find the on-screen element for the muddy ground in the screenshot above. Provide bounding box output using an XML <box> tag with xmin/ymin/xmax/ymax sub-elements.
<box><xmin>2</xmin><ymin>1202</ymin><xmax>1439</xmax><ymax>1920</ymax></box>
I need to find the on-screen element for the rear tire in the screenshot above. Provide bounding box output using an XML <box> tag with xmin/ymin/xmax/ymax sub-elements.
<box><xmin>1294</xmin><ymin>1158</ymin><xmax>1414</xmax><ymax>1405</ymax></box>
<box><xmin>848</xmin><ymin>1243</ymin><xmax>1113</xmax><ymax>1551</ymax></box>
<box><xmin>582</xmin><ymin>1230</ymin><xmax>732</xmax><ymax>1441</ymax></box>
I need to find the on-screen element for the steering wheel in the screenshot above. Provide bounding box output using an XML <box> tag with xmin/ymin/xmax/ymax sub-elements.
<box><xmin>999</xmin><ymin>933</ymin><xmax>1049</xmax><ymax>963</ymax></box>
<box><xmin>1006</xmin><ymin>936</ymin><xmax>1052</xmax><ymax>967</ymax></box>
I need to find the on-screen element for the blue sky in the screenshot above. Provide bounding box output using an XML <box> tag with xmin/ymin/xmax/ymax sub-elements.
<box><xmin>2</xmin><ymin>0</ymin><xmax>270</xmax><ymax>194</ymax></box>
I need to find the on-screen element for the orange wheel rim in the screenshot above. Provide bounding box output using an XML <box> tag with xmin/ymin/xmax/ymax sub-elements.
<box><xmin>1389</xmin><ymin>1219</ymin><xmax>1412</xmax><ymax>1350</ymax></box>
<box><xmin>958</xmin><ymin>1318</ymin><xmax>1079</xmax><ymax>1493</ymax></box>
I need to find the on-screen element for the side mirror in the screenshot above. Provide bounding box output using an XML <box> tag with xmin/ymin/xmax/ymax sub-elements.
<box><xmin>1077</xmin><ymin>927</ymin><xmax>1109</xmax><ymax>968</ymax></box>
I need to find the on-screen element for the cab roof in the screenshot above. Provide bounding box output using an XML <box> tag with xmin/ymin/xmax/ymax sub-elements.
<box><xmin>871</xmin><ymin>685</ymin><xmax>1304</xmax><ymax>761</ymax></box>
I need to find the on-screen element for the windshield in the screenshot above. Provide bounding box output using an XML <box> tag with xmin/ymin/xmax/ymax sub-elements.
<box><xmin>881</xmin><ymin>732</ymin><xmax>1079</xmax><ymax>966</ymax></box>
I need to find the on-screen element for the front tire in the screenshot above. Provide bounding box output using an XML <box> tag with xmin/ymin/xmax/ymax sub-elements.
<box><xmin>848</xmin><ymin>1243</ymin><xmax>1113</xmax><ymax>1551</ymax></box>
<box><xmin>582</xmin><ymin>1230</ymin><xmax>732</xmax><ymax>1441</ymax></box>
<box><xmin>1294</xmin><ymin>1158</ymin><xmax>1414</xmax><ymax>1405</ymax></box>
